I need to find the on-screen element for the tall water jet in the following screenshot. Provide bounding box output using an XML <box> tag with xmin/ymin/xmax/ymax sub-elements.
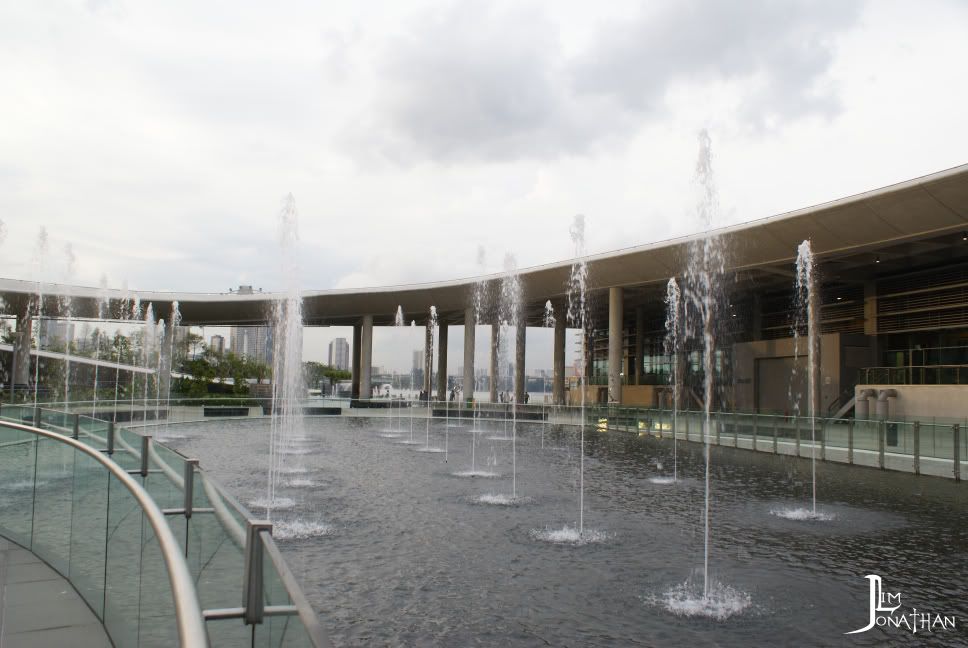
<box><xmin>265</xmin><ymin>194</ymin><xmax>307</xmax><ymax>518</ymax></box>
<box><xmin>664</xmin><ymin>278</ymin><xmax>682</xmax><ymax>482</ymax></box>
<box><xmin>141</xmin><ymin>304</ymin><xmax>156</xmax><ymax>425</ymax></box>
<box><xmin>31</xmin><ymin>227</ymin><xmax>49</xmax><ymax>407</ymax></box>
<box><xmin>500</xmin><ymin>254</ymin><xmax>523</xmax><ymax>499</ymax></box>
<box><xmin>91</xmin><ymin>275</ymin><xmax>109</xmax><ymax>418</ymax></box>
<box><xmin>768</xmin><ymin>242</ymin><xmax>832</xmax><ymax>521</ymax></box>
<box><xmin>128</xmin><ymin>297</ymin><xmax>142</xmax><ymax>419</ymax></box>
<box><xmin>164</xmin><ymin>301</ymin><xmax>181</xmax><ymax>434</ymax></box>
<box><xmin>380</xmin><ymin>307</ymin><xmax>406</xmax><ymax>438</ymax></box>
<box><xmin>683</xmin><ymin>129</ymin><xmax>728</xmax><ymax>599</ymax></box>
<box><xmin>59</xmin><ymin>242</ymin><xmax>76</xmax><ymax>411</ymax></box>
<box><xmin>568</xmin><ymin>215</ymin><xmax>589</xmax><ymax>532</ymax></box>
<box><xmin>664</xmin><ymin>129</ymin><xmax>749</xmax><ymax>618</ymax></box>
<box><xmin>417</xmin><ymin>306</ymin><xmax>443</xmax><ymax>453</ymax></box>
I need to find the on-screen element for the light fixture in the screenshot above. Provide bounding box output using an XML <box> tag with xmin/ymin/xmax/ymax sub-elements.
<box><xmin>836</xmin><ymin>296</ymin><xmax>843</xmax><ymax>301</ymax></box>
<box><xmin>963</xmin><ymin>231</ymin><xmax>967</xmax><ymax>241</ymax></box>
<box><xmin>875</xmin><ymin>255</ymin><xmax>881</xmax><ymax>264</ymax></box>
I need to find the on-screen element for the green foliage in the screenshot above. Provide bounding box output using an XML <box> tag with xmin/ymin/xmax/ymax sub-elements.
<box><xmin>303</xmin><ymin>361</ymin><xmax>350</xmax><ymax>388</ymax></box>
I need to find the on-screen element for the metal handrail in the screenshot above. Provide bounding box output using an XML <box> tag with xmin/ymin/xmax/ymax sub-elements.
<box><xmin>0</xmin><ymin>419</ymin><xmax>209</xmax><ymax>648</ymax></box>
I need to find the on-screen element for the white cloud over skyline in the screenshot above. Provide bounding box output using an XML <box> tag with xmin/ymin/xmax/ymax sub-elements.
<box><xmin>1</xmin><ymin>0</ymin><xmax>966</xmax><ymax>371</ymax></box>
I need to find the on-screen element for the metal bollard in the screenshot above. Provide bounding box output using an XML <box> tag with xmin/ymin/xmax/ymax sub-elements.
<box><xmin>34</xmin><ymin>406</ymin><xmax>42</xmax><ymax>428</ymax></box>
<box><xmin>954</xmin><ymin>424</ymin><xmax>961</xmax><ymax>482</ymax></box>
<box><xmin>183</xmin><ymin>459</ymin><xmax>199</xmax><ymax>518</ymax></box>
<box><xmin>72</xmin><ymin>413</ymin><xmax>80</xmax><ymax>440</ymax></box>
<box><xmin>140</xmin><ymin>435</ymin><xmax>151</xmax><ymax>478</ymax></box>
<box><xmin>752</xmin><ymin>414</ymin><xmax>758</xmax><ymax>451</ymax></box>
<box><xmin>820</xmin><ymin>418</ymin><xmax>826</xmax><ymax>462</ymax></box>
<box><xmin>848</xmin><ymin>420</ymin><xmax>854</xmax><ymax>465</ymax></box>
<box><xmin>733</xmin><ymin>411</ymin><xmax>739</xmax><ymax>447</ymax></box>
<box><xmin>106</xmin><ymin>421</ymin><xmax>115</xmax><ymax>455</ymax></box>
<box><xmin>913</xmin><ymin>422</ymin><xmax>920</xmax><ymax>476</ymax></box>
<box><xmin>772</xmin><ymin>418</ymin><xmax>778</xmax><ymax>454</ymax></box>
<box><xmin>878</xmin><ymin>421</ymin><xmax>886</xmax><ymax>470</ymax></box>
<box><xmin>243</xmin><ymin>521</ymin><xmax>273</xmax><ymax>625</ymax></box>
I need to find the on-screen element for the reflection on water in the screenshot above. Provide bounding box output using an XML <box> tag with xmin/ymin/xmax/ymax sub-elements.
<box><xmin>165</xmin><ymin>417</ymin><xmax>968</xmax><ymax>647</ymax></box>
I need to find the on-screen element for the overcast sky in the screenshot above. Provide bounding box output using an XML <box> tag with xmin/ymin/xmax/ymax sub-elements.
<box><xmin>2</xmin><ymin>0</ymin><xmax>966</xmax><ymax>372</ymax></box>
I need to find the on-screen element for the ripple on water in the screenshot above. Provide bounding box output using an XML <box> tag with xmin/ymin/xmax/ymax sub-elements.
<box><xmin>415</xmin><ymin>446</ymin><xmax>445</xmax><ymax>453</ymax></box>
<box><xmin>248</xmin><ymin>496</ymin><xmax>296</xmax><ymax>510</ymax></box>
<box><xmin>653</xmin><ymin>581</ymin><xmax>751</xmax><ymax>621</ymax></box>
<box><xmin>272</xmin><ymin>518</ymin><xmax>333</xmax><ymax>540</ymax></box>
<box><xmin>529</xmin><ymin>525</ymin><xmax>610</xmax><ymax>545</ymax></box>
<box><xmin>279</xmin><ymin>466</ymin><xmax>309</xmax><ymax>475</ymax></box>
<box><xmin>475</xmin><ymin>493</ymin><xmax>529</xmax><ymax>506</ymax></box>
<box><xmin>378</xmin><ymin>433</ymin><xmax>403</xmax><ymax>438</ymax></box>
<box><xmin>285</xmin><ymin>478</ymin><xmax>316</xmax><ymax>488</ymax></box>
<box><xmin>770</xmin><ymin>506</ymin><xmax>836</xmax><ymax>522</ymax></box>
<box><xmin>452</xmin><ymin>470</ymin><xmax>500</xmax><ymax>478</ymax></box>
<box><xmin>648</xmin><ymin>476</ymin><xmax>677</xmax><ymax>485</ymax></box>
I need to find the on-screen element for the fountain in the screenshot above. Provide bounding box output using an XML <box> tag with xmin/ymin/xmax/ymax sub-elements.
<box><xmin>91</xmin><ymin>275</ymin><xmax>110</xmax><ymax>419</ymax></box>
<box><xmin>31</xmin><ymin>227</ymin><xmax>49</xmax><ymax>407</ymax></box>
<box><xmin>264</xmin><ymin>194</ymin><xmax>308</xmax><ymax>517</ymax></box>
<box><xmin>59</xmin><ymin>243</ymin><xmax>76</xmax><ymax>412</ymax></box>
<box><xmin>141</xmin><ymin>304</ymin><xmax>156</xmax><ymax>425</ymax></box>
<box><xmin>650</xmin><ymin>278</ymin><xmax>682</xmax><ymax>485</ymax></box>
<box><xmin>380</xmin><ymin>307</ymin><xmax>406</xmax><ymax>438</ymax></box>
<box><xmin>772</xmin><ymin>240</ymin><xmax>831</xmax><ymax>522</ymax></box>
<box><xmin>417</xmin><ymin>306</ymin><xmax>444</xmax><ymax>454</ymax></box>
<box><xmin>661</xmin><ymin>129</ymin><xmax>749</xmax><ymax>616</ymax></box>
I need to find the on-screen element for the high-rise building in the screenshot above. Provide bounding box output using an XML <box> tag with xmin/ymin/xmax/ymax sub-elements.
<box><xmin>230</xmin><ymin>326</ymin><xmax>272</xmax><ymax>365</ymax></box>
<box><xmin>210</xmin><ymin>334</ymin><xmax>225</xmax><ymax>355</ymax></box>
<box><xmin>328</xmin><ymin>337</ymin><xmax>350</xmax><ymax>370</ymax></box>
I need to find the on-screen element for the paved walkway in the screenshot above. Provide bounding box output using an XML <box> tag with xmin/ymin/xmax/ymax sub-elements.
<box><xmin>0</xmin><ymin>537</ymin><xmax>111</xmax><ymax>648</ymax></box>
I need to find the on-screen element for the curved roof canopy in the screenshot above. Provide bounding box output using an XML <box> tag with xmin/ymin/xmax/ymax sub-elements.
<box><xmin>2</xmin><ymin>163</ymin><xmax>967</xmax><ymax>327</ymax></box>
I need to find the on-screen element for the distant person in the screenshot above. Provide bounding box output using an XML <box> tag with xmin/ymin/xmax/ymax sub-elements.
<box><xmin>525</xmin><ymin>392</ymin><xmax>530</xmax><ymax>404</ymax></box>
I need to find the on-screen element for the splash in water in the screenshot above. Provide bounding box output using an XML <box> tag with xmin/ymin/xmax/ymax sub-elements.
<box><xmin>567</xmin><ymin>214</ymin><xmax>590</xmax><ymax>534</ymax></box>
<box><xmin>794</xmin><ymin>239</ymin><xmax>820</xmax><ymax>517</ymax></box>
<box><xmin>664</xmin><ymin>277</ymin><xmax>682</xmax><ymax>482</ymax></box>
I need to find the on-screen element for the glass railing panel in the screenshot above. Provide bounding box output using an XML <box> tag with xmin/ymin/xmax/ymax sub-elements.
<box><xmin>137</xmin><ymin>518</ymin><xmax>179</xmax><ymax>647</ymax></box>
<box><xmin>103</xmin><ymin>474</ymin><xmax>144</xmax><ymax>647</ymax></box>
<box><xmin>188</xmin><ymin>474</ymin><xmax>246</xmax><ymax>611</ymax></box>
<box><xmin>920</xmin><ymin>423</ymin><xmax>953</xmax><ymax>461</ymax></box>
<box><xmin>69</xmin><ymin>447</ymin><xmax>109</xmax><ymax>618</ymax></box>
<box><xmin>255</xmin><ymin>615</ymin><xmax>313</xmax><ymax>648</ymax></box>
<box><xmin>78</xmin><ymin>415</ymin><xmax>110</xmax><ymax>451</ymax></box>
<box><xmin>113</xmin><ymin>426</ymin><xmax>145</xmax><ymax>472</ymax></box>
<box><xmin>30</xmin><ymin>436</ymin><xmax>75</xmax><ymax>573</ymax></box>
<box><xmin>205</xmin><ymin>618</ymin><xmax>256</xmax><ymax>646</ymax></box>
<box><xmin>145</xmin><ymin>442</ymin><xmax>189</xmax><ymax>510</ymax></box>
<box><xmin>0</xmin><ymin>427</ymin><xmax>36</xmax><ymax>547</ymax></box>
<box><xmin>851</xmin><ymin>419</ymin><xmax>880</xmax><ymax>467</ymax></box>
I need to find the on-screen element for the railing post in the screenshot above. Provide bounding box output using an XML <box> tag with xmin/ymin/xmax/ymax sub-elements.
<box><xmin>715</xmin><ymin>413</ymin><xmax>721</xmax><ymax>445</ymax></box>
<box><xmin>733</xmin><ymin>411</ymin><xmax>739</xmax><ymax>447</ymax></box>
<box><xmin>954</xmin><ymin>424</ymin><xmax>961</xmax><ymax>482</ymax></box>
<box><xmin>848</xmin><ymin>420</ymin><xmax>854</xmax><ymax>465</ymax></box>
<box><xmin>72</xmin><ymin>413</ymin><xmax>80</xmax><ymax>440</ymax></box>
<box><xmin>820</xmin><ymin>418</ymin><xmax>826</xmax><ymax>462</ymax></box>
<box><xmin>878</xmin><ymin>420</ymin><xmax>886</xmax><ymax>470</ymax></box>
<box><xmin>183</xmin><ymin>459</ymin><xmax>199</xmax><ymax>518</ymax></box>
<box><xmin>243</xmin><ymin>520</ymin><xmax>273</xmax><ymax>625</ymax></box>
<box><xmin>912</xmin><ymin>422</ymin><xmax>920</xmax><ymax>476</ymax></box>
<box><xmin>772</xmin><ymin>417</ymin><xmax>778</xmax><ymax>454</ymax></box>
<box><xmin>795</xmin><ymin>416</ymin><xmax>801</xmax><ymax>456</ymax></box>
<box><xmin>752</xmin><ymin>413</ymin><xmax>758</xmax><ymax>451</ymax></box>
<box><xmin>34</xmin><ymin>406</ymin><xmax>42</xmax><ymax>428</ymax></box>
<box><xmin>106</xmin><ymin>421</ymin><xmax>115</xmax><ymax>455</ymax></box>
<box><xmin>140</xmin><ymin>435</ymin><xmax>151</xmax><ymax>478</ymax></box>
<box><xmin>685</xmin><ymin>413</ymin><xmax>690</xmax><ymax>441</ymax></box>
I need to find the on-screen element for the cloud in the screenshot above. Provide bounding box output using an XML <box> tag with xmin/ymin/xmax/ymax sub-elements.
<box><xmin>572</xmin><ymin>0</ymin><xmax>862</xmax><ymax>128</ymax></box>
<box><xmin>360</xmin><ymin>3</ymin><xmax>626</xmax><ymax>163</ymax></box>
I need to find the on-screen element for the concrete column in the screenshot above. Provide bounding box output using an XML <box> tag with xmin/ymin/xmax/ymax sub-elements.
<box><xmin>423</xmin><ymin>320</ymin><xmax>433</xmax><ymax>396</ymax></box>
<box><xmin>634</xmin><ymin>306</ymin><xmax>645</xmax><ymax>386</ymax></box>
<box><xmin>553</xmin><ymin>303</ymin><xmax>566</xmax><ymax>405</ymax></box>
<box><xmin>462</xmin><ymin>308</ymin><xmax>475</xmax><ymax>406</ymax></box>
<box><xmin>608</xmin><ymin>286</ymin><xmax>624</xmax><ymax>404</ymax></box>
<box><xmin>863</xmin><ymin>280</ymin><xmax>877</xmax><ymax>335</ymax></box>
<box><xmin>360</xmin><ymin>315</ymin><xmax>373</xmax><ymax>399</ymax></box>
<box><xmin>351</xmin><ymin>322</ymin><xmax>362</xmax><ymax>399</ymax></box>
<box><xmin>436</xmin><ymin>323</ymin><xmax>448</xmax><ymax>401</ymax></box>
<box><xmin>514</xmin><ymin>320</ymin><xmax>526</xmax><ymax>403</ymax></box>
<box><xmin>489</xmin><ymin>325</ymin><xmax>499</xmax><ymax>402</ymax></box>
